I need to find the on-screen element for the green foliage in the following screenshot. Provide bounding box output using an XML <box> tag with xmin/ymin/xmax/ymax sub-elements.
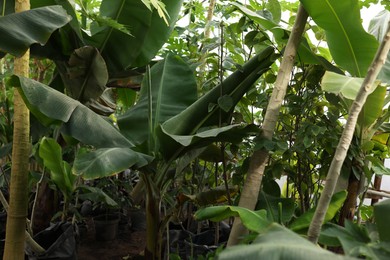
<box><xmin>301</xmin><ymin>0</ymin><xmax>378</xmax><ymax>77</ymax></box>
<box><xmin>73</xmin><ymin>148</ymin><xmax>151</xmax><ymax>180</ymax></box>
<box><xmin>9</xmin><ymin>75</ymin><xmax>134</xmax><ymax>149</ymax></box>
<box><xmin>0</xmin><ymin>6</ymin><xmax>71</xmax><ymax>57</ymax></box>
<box><xmin>194</xmin><ymin>205</ymin><xmax>269</xmax><ymax>233</ymax></box>
<box><xmin>39</xmin><ymin>137</ymin><xmax>76</xmax><ymax>201</ymax></box>
<box><xmin>117</xmin><ymin>53</ymin><xmax>198</xmax><ymax>153</ymax></box>
<box><xmin>218</xmin><ymin>223</ymin><xmax>350</xmax><ymax>260</ymax></box>
<box><xmin>56</xmin><ymin>46</ymin><xmax>109</xmax><ymax>103</ymax></box>
<box><xmin>290</xmin><ymin>191</ymin><xmax>347</xmax><ymax>232</ymax></box>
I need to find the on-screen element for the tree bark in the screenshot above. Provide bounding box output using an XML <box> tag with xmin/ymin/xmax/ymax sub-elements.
<box><xmin>227</xmin><ymin>4</ymin><xmax>309</xmax><ymax>246</ymax></box>
<box><xmin>3</xmin><ymin>1</ymin><xmax>31</xmax><ymax>259</ymax></box>
<box><xmin>307</xmin><ymin>21</ymin><xmax>390</xmax><ymax>244</ymax></box>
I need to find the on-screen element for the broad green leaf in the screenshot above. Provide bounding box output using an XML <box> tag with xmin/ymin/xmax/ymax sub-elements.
<box><xmin>73</xmin><ymin>148</ymin><xmax>151</xmax><ymax>180</ymax></box>
<box><xmin>39</xmin><ymin>137</ymin><xmax>76</xmax><ymax>199</ymax></box>
<box><xmin>157</xmin><ymin>47</ymin><xmax>276</xmax><ymax>159</ymax></box>
<box><xmin>87</xmin><ymin>0</ymin><xmax>183</xmax><ymax>73</ymax></box>
<box><xmin>290</xmin><ymin>190</ymin><xmax>347</xmax><ymax>231</ymax></box>
<box><xmin>265</xmin><ymin>0</ymin><xmax>281</xmax><ymax>24</ymax></box>
<box><xmin>374</xmin><ymin>199</ymin><xmax>390</xmax><ymax>242</ymax></box>
<box><xmin>219</xmin><ymin>223</ymin><xmax>350</xmax><ymax>260</ymax></box>
<box><xmin>300</xmin><ymin>0</ymin><xmax>378</xmax><ymax>77</ymax></box>
<box><xmin>369</xmin><ymin>10</ymin><xmax>390</xmax><ymax>84</ymax></box>
<box><xmin>9</xmin><ymin>75</ymin><xmax>134</xmax><ymax>148</ymax></box>
<box><xmin>160</xmin><ymin>124</ymin><xmax>259</xmax><ymax>159</ymax></box>
<box><xmin>194</xmin><ymin>206</ymin><xmax>269</xmax><ymax>233</ymax></box>
<box><xmin>257</xmin><ymin>191</ymin><xmax>295</xmax><ymax>224</ymax></box>
<box><xmin>0</xmin><ymin>6</ymin><xmax>71</xmax><ymax>56</ymax></box>
<box><xmin>56</xmin><ymin>46</ymin><xmax>108</xmax><ymax>103</ymax></box>
<box><xmin>320</xmin><ymin>222</ymin><xmax>387</xmax><ymax>259</ymax></box>
<box><xmin>117</xmin><ymin>54</ymin><xmax>197</xmax><ymax>150</ymax></box>
<box><xmin>31</xmin><ymin>0</ymin><xmax>83</xmax><ymax>41</ymax></box>
<box><xmin>358</xmin><ymin>85</ymin><xmax>387</xmax><ymax>142</ymax></box>
<box><xmin>321</xmin><ymin>71</ymin><xmax>380</xmax><ymax>100</ymax></box>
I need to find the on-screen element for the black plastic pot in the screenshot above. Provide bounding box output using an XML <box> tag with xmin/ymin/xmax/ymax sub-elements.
<box><xmin>25</xmin><ymin>222</ymin><xmax>77</xmax><ymax>260</ymax></box>
<box><xmin>93</xmin><ymin>214</ymin><xmax>120</xmax><ymax>241</ymax></box>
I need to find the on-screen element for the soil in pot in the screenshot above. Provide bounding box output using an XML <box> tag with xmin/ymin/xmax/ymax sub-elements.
<box><xmin>93</xmin><ymin>214</ymin><xmax>120</xmax><ymax>241</ymax></box>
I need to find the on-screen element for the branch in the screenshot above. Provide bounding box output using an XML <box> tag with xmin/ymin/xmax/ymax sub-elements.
<box><xmin>226</xmin><ymin>4</ymin><xmax>309</xmax><ymax>246</ymax></box>
<box><xmin>307</xmin><ymin>21</ymin><xmax>390</xmax><ymax>244</ymax></box>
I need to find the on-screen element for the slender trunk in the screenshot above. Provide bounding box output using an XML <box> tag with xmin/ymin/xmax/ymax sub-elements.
<box><xmin>371</xmin><ymin>174</ymin><xmax>382</xmax><ymax>205</ymax></box>
<box><xmin>307</xmin><ymin>21</ymin><xmax>390</xmax><ymax>244</ymax></box>
<box><xmin>338</xmin><ymin>168</ymin><xmax>360</xmax><ymax>226</ymax></box>
<box><xmin>227</xmin><ymin>5</ymin><xmax>308</xmax><ymax>246</ymax></box>
<box><xmin>4</xmin><ymin>0</ymin><xmax>31</xmax><ymax>255</ymax></box>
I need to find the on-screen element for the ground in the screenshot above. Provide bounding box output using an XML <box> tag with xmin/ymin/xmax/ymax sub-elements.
<box><xmin>77</xmin><ymin>211</ymin><xmax>147</xmax><ymax>260</ymax></box>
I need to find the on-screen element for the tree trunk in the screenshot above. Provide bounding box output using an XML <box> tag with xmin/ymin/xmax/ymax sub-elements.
<box><xmin>307</xmin><ymin>22</ymin><xmax>390</xmax><ymax>244</ymax></box>
<box><xmin>3</xmin><ymin>1</ymin><xmax>31</xmax><ymax>259</ymax></box>
<box><xmin>227</xmin><ymin>4</ymin><xmax>308</xmax><ymax>246</ymax></box>
<box><xmin>371</xmin><ymin>174</ymin><xmax>382</xmax><ymax>205</ymax></box>
<box><xmin>338</xmin><ymin>169</ymin><xmax>359</xmax><ymax>226</ymax></box>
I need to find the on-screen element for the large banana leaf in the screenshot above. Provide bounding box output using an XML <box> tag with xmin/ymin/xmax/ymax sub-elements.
<box><xmin>321</xmin><ymin>71</ymin><xmax>386</xmax><ymax>141</ymax></box>
<box><xmin>9</xmin><ymin>75</ymin><xmax>134</xmax><ymax>149</ymax></box>
<box><xmin>73</xmin><ymin>148</ymin><xmax>152</xmax><ymax>180</ymax></box>
<box><xmin>56</xmin><ymin>46</ymin><xmax>109</xmax><ymax>103</ymax></box>
<box><xmin>157</xmin><ymin>47</ymin><xmax>276</xmax><ymax>159</ymax></box>
<box><xmin>86</xmin><ymin>0</ymin><xmax>183</xmax><ymax>73</ymax></box>
<box><xmin>218</xmin><ymin>223</ymin><xmax>350</xmax><ymax>260</ymax></box>
<box><xmin>159</xmin><ymin>124</ymin><xmax>259</xmax><ymax>159</ymax></box>
<box><xmin>369</xmin><ymin>10</ymin><xmax>390</xmax><ymax>84</ymax></box>
<box><xmin>194</xmin><ymin>205</ymin><xmax>269</xmax><ymax>233</ymax></box>
<box><xmin>117</xmin><ymin>53</ymin><xmax>197</xmax><ymax>151</ymax></box>
<box><xmin>300</xmin><ymin>0</ymin><xmax>378</xmax><ymax>77</ymax></box>
<box><xmin>0</xmin><ymin>6</ymin><xmax>71</xmax><ymax>56</ymax></box>
<box><xmin>290</xmin><ymin>190</ymin><xmax>347</xmax><ymax>232</ymax></box>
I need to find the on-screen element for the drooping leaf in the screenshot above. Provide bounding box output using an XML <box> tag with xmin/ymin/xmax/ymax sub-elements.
<box><xmin>86</xmin><ymin>0</ymin><xmax>183</xmax><ymax>73</ymax></box>
<box><xmin>56</xmin><ymin>46</ymin><xmax>108</xmax><ymax>103</ymax></box>
<box><xmin>300</xmin><ymin>0</ymin><xmax>379</xmax><ymax>77</ymax></box>
<box><xmin>218</xmin><ymin>224</ymin><xmax>350</xmax><ymax>260</ymax></box>
<box><xmin>0</xmin><ymin>6</ymin><xmax>71</xmax><ymax>56</ymax></box>
<box><xmin>117</xmin><ymin>54</ymin><xmax>197</xmax><ymax>150</ymax></box>
<box><xmin>321</xmin><ymin>71</ymin><xmax>379</xmax><ymax>100</ymax></box>
<box><xmin>194</xmin><ymin>205</ymin><xmax>269</xmax><ymax>233</ymax></box>
<box><xmin>369</xmin><ymin>10</ymin><xmax>390</xmax><ymax>84</ymax></box>
<box><xmin>160</xmin><ymin>124</ymin><xmax>259</xmax><ymax>160</ymax></box>
<box><xmin>73</xmin><ymin>148</ymin><xmax>152</xmax><ymax>180</ymax></box>
<box><xmin>290</xmin><ymin>190</ymin><xmax>347</xmax><ymax>231</ymax></box>
<box><xmin>157</xmin><ymin>47</ymin><xmax>276</xmax><ymax>159</ymax></box>
<box><xmin>9</xmin><ymin>75</ymin><xmax>134</xmax><ymax>148</ymax></box>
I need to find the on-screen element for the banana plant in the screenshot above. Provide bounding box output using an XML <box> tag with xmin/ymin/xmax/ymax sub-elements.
<box><xmin>115</xmin><ymin>46</ymin><xmax>277</xmax><ymax>258</ymax></box>
<box><xmin>39</xmin><ymin>137</ymin><xmax>119</xmax><ymax>221</ymax></box>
